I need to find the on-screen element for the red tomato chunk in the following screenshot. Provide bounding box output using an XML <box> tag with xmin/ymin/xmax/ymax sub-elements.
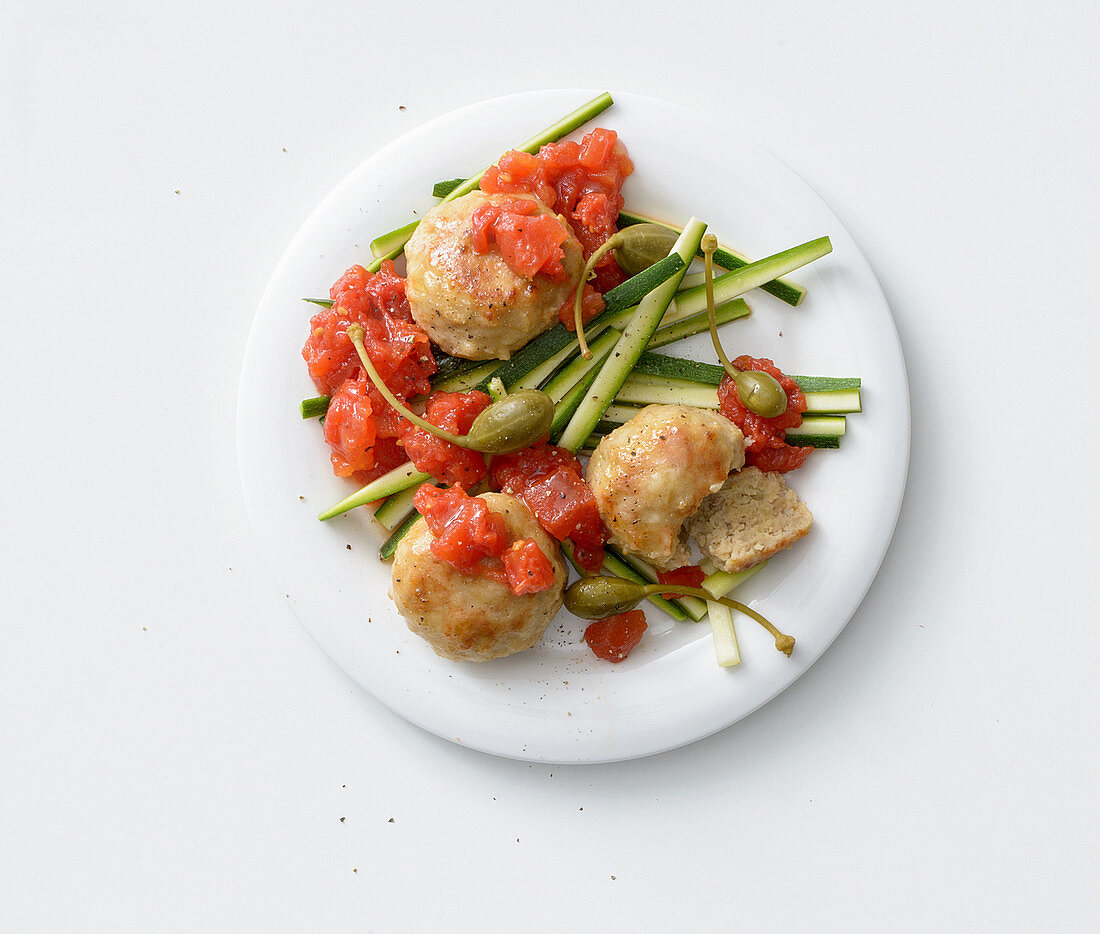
<box><xmin>488</xmin><ymin>442</ymin><xmax>607</xmax><ymax>573</ymax></box>
<box><xmin>656</xmin><ymin>565</ymin><xmax>705</xmax><ymax>599</ymax></box>
<box><xmin>302</xmin><ymin>262</ymin><xmax>435</xmax><ymax>485</ymax></box>
<box><xmin>414</xmin><ymin>484</ymin><xmax>507</xmax><ymax>572</ymax></box>
<box><xmin>718</xmin><ymin>355</ymin><xmax>811</xmax><ymax>473</ymax></box>
<box><xmin>584</xmin><ymin>610</ymin><xmax>647</xmax><ymax>663</ymax></box>
<box><xmin>470</xmin><ymin>197</ymin><xmax>569</xmax><ymax>282</ymax></box>
<box><xmin>502</xmin><ymin>539</ymin><xmax>556</xmax><ymax>595</ymax></box>
<box><xmin>412</xmin><ymin>484</ymin><xmax>554</xmax><ymax>595</ymax></box>
<box><xmin>401</xmin><ymin>390</ymin><xmax>491</xmax><ymax>487</ymax></box>
<box><xmin>480</xmin><ymin>127</ymin><xmax>634</xmax><ymax>295</ymax></box>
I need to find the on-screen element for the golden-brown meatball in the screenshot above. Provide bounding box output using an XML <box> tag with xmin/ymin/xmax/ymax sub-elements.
<box><xmin>404</xmin><ymin>191</ymin><xmax>584</xmax><ymax>360</ymax></box>
<box><xmin>389</xmin><ymin>492</ymin><xmax>567</xmax><ymax>662</ymax></box>
<box><xmin>586</xmin><ymin>405</ymin><xmax>746</xmax><ymax>570</ymax></box>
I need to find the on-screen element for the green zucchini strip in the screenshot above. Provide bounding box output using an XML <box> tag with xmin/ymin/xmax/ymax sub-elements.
<box><xmin>618</xmin><ymin>210</ymin><xmax>806</xmax><ymax>307</ymax></box>
<box><xmin>378</xmin><ymin>509</ymin><xmax>421</xmax><ymax>561</ymax></box>
<box><xmin>318</xmin><ymin>462</ymin><xmax>431</xmax><ymax>522</ymax></box>
<box><xmin>433</xmin><ymin>178</ymin><xmax>466</xmax><ymax>199</ymax></box>
<box><xmin>365</xmin><ymin>92</ymin><xmax>614</xmax><ymax>271</ymax></box>
<box><xmin>557</xmin><ymin>219</ymin><xmax>707</xmax><ymax>452</ymax></box>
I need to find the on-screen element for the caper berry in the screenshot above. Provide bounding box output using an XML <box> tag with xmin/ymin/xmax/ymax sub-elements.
<box><xmin>612</xmin><ymin>224</ymin><xmax>680</xmax><ymax>276</ymax></box>
<box><xmin>564</xmin><ymin>576</ymin><xmax>647</xmax><ymax>619</ymax></box>
<box><xmin>465</xmin><ymin>389</ymin><xmax>554</xmax><ymax>455</ymax></box>
<box><xmin>734</xmin><ymin>371</ymin><xmax>789</xmax><ymax>418</ymax></box>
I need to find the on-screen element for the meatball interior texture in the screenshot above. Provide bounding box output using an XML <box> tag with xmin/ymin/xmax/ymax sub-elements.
<box><xmin>403</xmin><ymin>191</ymin><xmax>584</xmax><ymax>361</ymax></box>
<box><xmin>686</xmin><ymin>466</ymin><xmax>813</xmax><ymax>573</ymax></box>
<box><xmin>389</xmin><ymin>492</ymin><xmax>566</xmax><ymax>663</ymax></box>
<box><xmin>586</xmin><ymin>404</ymin><xmax>746</xmax><ymax>571</ymax></box>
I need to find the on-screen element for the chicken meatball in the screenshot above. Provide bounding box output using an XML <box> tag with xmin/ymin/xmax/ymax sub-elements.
<box><xmin>404</xmin><ymin>191</ymin><xmax>584</xmax><ymax>360</ymax></box>
<box><xmin>389</xmin><ymin>492</ymin><xmax>567</xmax><ymax>662</ymax></box>
<box><xmin>586</xmin><ymin>405</ymin><xmax>746</xmax><ymax>570</ymax></box>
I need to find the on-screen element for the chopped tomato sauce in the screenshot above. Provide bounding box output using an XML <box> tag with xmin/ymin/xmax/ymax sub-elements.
<box><xmin>401</xmin><ymin>390</ymin><xmax>491</xmax><ymax>487</ymax></box>
<box><xmin>302</xmin><ymin>262</ymin><xmax>436</xmax><ymax>483</ymax></box>
<box><xmin>584</xmin><ymin>610</ymin><xmax>647</xmax><ymax>662</ymax></box>
<box><xmin>656</xmin><ymin>565</ymin><xmax>706</xmax><ymax>599</ymax></box>
<box><xmin>502</xmin><ymin>539</ymin><xmax>556</xmax><ymax>595</ymax></box>
<box><xmin>322</xmin><ymin>378</ymin><xmax>377</xmax><ymax>477</ymax></box>
<box><xmin>412</xmin><ymin>484</ymin><xmax>554</xmax><ymax>595</ymax></box>
<box><xmin>480</xmin><ymin>127</ymin><xmax>634</xmax><ymax>295</ymax></box>
<box><xmin>470</xmin><ymin>197</ymin><xmax>569</xmax><ymax>282</ymax></box>
<box><xmin>718</xmin><ymin>355</ymin><xmax>811</xmax><ymax>473</ymax></box>
<box><xmin>488</xmin><ymin>441</ymin><xmax>607</xmax><ymax>573</ymax></box>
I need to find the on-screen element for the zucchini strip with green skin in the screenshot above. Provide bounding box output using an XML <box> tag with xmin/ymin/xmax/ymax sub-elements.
<box><xmin>703</xmin><ymin>561</ymin><xmax>769</xmax><ymax>666</ymax></box>
<box><xmin>365</xmin><ymin>92</ymin><xmax>614</xmax><ymax>272</ymax></box>
<box><xmin>617</xmin><ymin>210</ymin><xmax>806</xmax><ymax>307</ymax></box>
<box><xmin>373</xmin><ymin>482</ymin><xmax>424</xmax><ymax>531</ymax></box>
<box><xmin>318</xmin><ymin>462</ymin><xmax>431</xmax><ymax>521</ymax></box>
<box><xmin>703</xmin><ymin>560</ymin><xmax>769</xmax><ymax>601</ymax></box>
<box><xmin>558</xmin><ymin>219</ymin><xmax>708</xmax><ymax>452</ymax></box>
<box><xmin>379</xmin><ymin>509</ymin><xmax>421</xmax><ymax>561</ymax></box>
<box><xmin>432</xmin><ymin>178</ymin><xmax>466</xmax><ymax>199</ymax></box>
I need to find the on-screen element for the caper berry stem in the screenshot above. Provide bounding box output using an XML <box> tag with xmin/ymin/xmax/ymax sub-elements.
<box><xmin>701</xmin><ymin>236</ymin><xmax>788</xmax><ymax>419</ymax></box>
<box><xmin>573</xmin><ymin>232</ymin><xmax>625</xmax><ymax>359</ymax></box>
<box><xmin>346</xmin><ymin>324</ymin><xmax>472</xmax><ymax>448</ymax></box>
<box><xmin>639</xmin><ymin>583</ymin><xmax>795</xmax><ymax>657</ymax></box>
<box><xmin>703</xmin><ymin>234</ymin><xmax>739</xmax><ymax>377</ymax></box>
<box><xmin>563</xmin><ymin>574</ymin><xmax>795</xmax><ymax>657</ymax></box>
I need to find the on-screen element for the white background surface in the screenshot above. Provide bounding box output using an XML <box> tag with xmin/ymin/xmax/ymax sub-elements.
<box><xmin>2</xmin><ymin>1</ymin><xmax>1097</xmax><ymax>931</ymax></box>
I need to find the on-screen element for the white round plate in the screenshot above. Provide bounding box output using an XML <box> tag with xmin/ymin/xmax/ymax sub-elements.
<box><xmin>238</xmin><ymin>90</ymin><xmax>909</xmax><ymax>763</ymax></box>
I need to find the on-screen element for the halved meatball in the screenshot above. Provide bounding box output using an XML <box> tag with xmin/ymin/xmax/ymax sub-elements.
<box><xmin>389</xmin><ymin>492</ymin><xmax>566</xmax><ymax>662</ymax></box>
<box><xmin>585</xmin><ymin>405</ymin><xmax>746</xmax><ymax>570</ymax></box>
<box><xmin>686</xmin><ymin>466</ymin><xmax>813</xmax><ymax>573</ymax></box>
<box><xmin>404</xmin><ymin>192</ymin><xmax>584</xmax><ymax>360</ymax></box>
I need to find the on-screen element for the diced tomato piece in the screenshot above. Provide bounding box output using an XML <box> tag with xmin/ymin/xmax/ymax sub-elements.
<box><xmin>656</xmin><ymin>565</ymin><xmax>706</xmax><ymax>599</ymax></box>
<box><xmin>481</xmin><ymin>127</ymin><xmax>633</xmax><ymax>298</ymax></box>
<box><xmin>579</xmin><ymin>128</ymin><xmax>618</xmax><ymax>171</ymax></box>
<box><xmin>519</xmin><ymin>467</ymin><xmax>598</xmax><ymax>542</ymax></box>
<box><xmin>487</xmin><ymin>441</ymin><xmax>583</xmax><ymax>494</ymax></box>
<box><xmin>717</xmin><ymin>355</ymin><xmax>811</xmax><ymax>473</ymax></box>
<box><xmin>351</xmin><ymin>435</ymin><xmax>408</xmax><ymax>488</ymax></box>
<box><xmin>413</xmin><ymin>484</ymin><xmax>508</xmax><ymax>572</ymax></box>
<box><xmin>322</xmin><ymin>378</ymin><xmax>377</xmax><ymax>477</ymax></box>
<box><xmin>470</xmin><ymin>199</ymin><xmax>569</xmax><ymax>282</ymax></box>
<box><xmin>501</xmin><ymin>538</ymin><xmax>556</xmax><ymax>595</ymax></box>
<box><xmin>401</xmin><ymin>391</ymin><xmax>491</xmax><ymax>487</ymax></box>
<box><xmin>584</xmin><ymin>610</ymin><xmax>647</xmax><ymax>662</ymax></box>
<box><xmin>486</xmin><ymin>442</ymin><xmax>606</xmax><ymax>573</ymax></box>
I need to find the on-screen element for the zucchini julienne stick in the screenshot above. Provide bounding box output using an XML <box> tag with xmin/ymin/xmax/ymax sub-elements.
<box><xmin>704</xmin><ymin>561</ymin><xmax>769</xmax><ymax>667</ymax></box>
<box><xmin>433</xmin><ymin>178</ymin><xmax>466</xmax><ymax>199</ymax></box>
<box><xmin>671</xmin><ymin>236</ymin><xmax>831</xmax><ymax>320</ymax></box>
<box><xmin>300</xmin><ymin>396</ymin><xmax>330</xmax><ymax>419</ymax></box>
<box><xmin>645</xmin><ymin>300</ymin><xmax>750</xmax><ymax>350</ymax></box>
<box><xmin>618</xmin><ymin>210</ymin><xmax>807</xmax><ymax>307</ymax></box>
<box><xmin>703</xmin><ymin>559</ymin><xmax>769</xmax><ymax>601</ymax></box>
<box><xmin>580</xmin><ymin>416</ymin><xmax>845</xmax><ymax>452</ymax></box>
<box><xmin>707</xmin><ymin>601</ymin><xmax>741</xmax><ymax>667</ymax></box>
<box><xmin>318</xmin><ymin>462</ymin><xmax>431</xmax><ymax>521</ymax></box>
<box><xmin>557</xmin><ymin>218</ymin><xmax>708</xmax><ymax>452</ymax></box>
<box><xmin>365</xmin><ymin>92</ymin><xmax>614</xmax><ymax>271</ymax></box>
<box><xmin>379</xmin><ymin>508</ymin><xmax>421</xmax><ymax>561</ymax></box>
